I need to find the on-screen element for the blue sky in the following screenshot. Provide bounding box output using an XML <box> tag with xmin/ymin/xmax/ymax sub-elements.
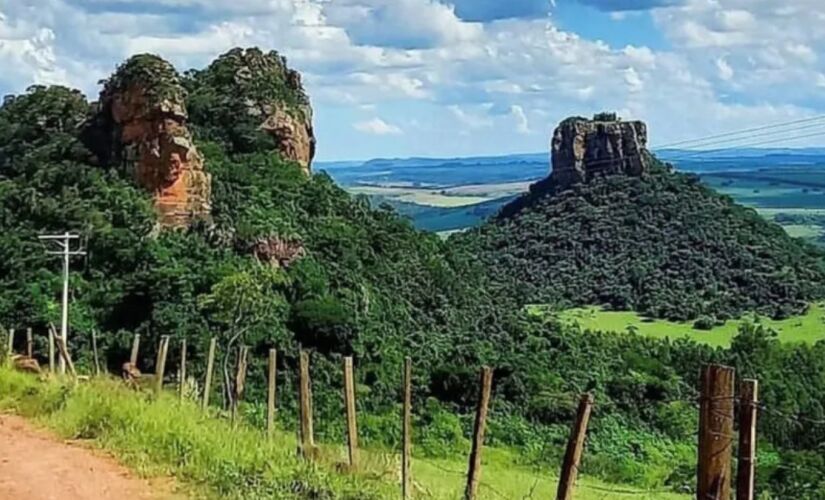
<box><xmin>2</xmin><ymin>0</ymin><xmax>825</xmax><ymax>161</ymax></box>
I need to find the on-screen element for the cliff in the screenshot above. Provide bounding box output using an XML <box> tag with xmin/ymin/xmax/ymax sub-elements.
<box><xmin>550</xmin><ymin>113</ymin><xmax>650</xmax><ymax>190</ymax></box>
<box><xmin>184</xmin><ymin>48</ymin><xmax>316</xmax><ymax>174</ymax></box>
<box><xmin>93</xmin><ymin>54</ymin><xmax>212</xmax><ymax>228</ymax></box>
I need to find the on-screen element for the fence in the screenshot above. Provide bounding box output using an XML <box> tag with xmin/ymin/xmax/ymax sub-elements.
<box><xmin>0</xmin><ymin>325</ymin><xmax>797</xmax><ymax>500</ymax></box>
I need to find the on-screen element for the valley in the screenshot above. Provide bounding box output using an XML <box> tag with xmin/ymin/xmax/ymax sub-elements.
<box><xmin>320</xmin><ymin>149</ymin><xmax>825</xmax><ymax>244</ymax></box>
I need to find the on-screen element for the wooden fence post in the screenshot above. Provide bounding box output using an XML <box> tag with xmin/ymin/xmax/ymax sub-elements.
<box><xmin>556</xmin><ymin>393</ymin><xmax>595</xmax><ymax>500</ymax></box>
<box><xmin>178</xmin><ymin>338</ymin><xmax>187</xmax><ymax>401</ymax></box>
<box><xmin>202</xmin><ymin>337</ymin><xmax>216</xmax><ymax>410</ymax></box>
<box><xmin>464</xmin><ymin>367</ymin><xmax>494</xmax><ymax>500</ymax></box>
<box><xmin>267</xmin><ymin>348</ymin><xmax>277</xmax><ymax>437</ymax></box>
<box><xmin>7</xmin><ymin>328</ymin><xmax>14</xmax><ymax>357</ymax></box>
<box><xmin>26</xmin><ymin>328</ymin><xmax>33</xmax><ymax>358</ymax></box>
<box><xmin>91</xmin><ymin>329</ymin><xmax>101</xmax><ymax>376</ymax></box>
<box><xmin>231</xmin><ymin>345</ymin><xmax>249</xmax><ymax>424</ymax></box>
<box><xmin>51</xmin><ymin>325</ymin><xmax>77</xmax><ymax>378</ymax></box>
<box><xmin>402</xmin><ymin>357</ymin><xmax>412</xmax><ymax>500</ymax></box>
<box><xmin>736</xmin><ymin>379</ymin><xmax>758</xmax><ymax>500</ymax></box>
<box><xmin>298</xmin><ymin>350</ymin><xmax>315</xmax><ymax>458</ymax></box>
<box><xmin>48</xmin><ymin>328</ymin><xmax>54</xmax><ymax>372</ymax></box>
<box><xmin>697</xmin><ymin>364</ymin><xmax>735</xmax><ymax>500</ymax></box>
<box><xmin>154</xmin><ymin>336</ymin><xmax>170</xmax><ymax>395</ymax></box>
<box><xmin>343</xmin><ymin>356</ymin><xmax>359</xmax><ymax>468</ymax></box>
<box><xmin>129</xmin><ymin>334</ymin><xmax>140</xmax><ymax>366</ymax></box>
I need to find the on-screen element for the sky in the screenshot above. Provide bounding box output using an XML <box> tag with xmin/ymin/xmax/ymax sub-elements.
<box><xmin>1</xmin><ymin>0</ymin><xmax>825</xmax><ymax>161</ymax></box>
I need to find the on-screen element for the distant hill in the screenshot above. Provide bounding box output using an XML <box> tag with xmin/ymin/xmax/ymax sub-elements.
<box><xmin>452</xmin><ymin>116</ymin><xmax>825</xmax><ymax>321</ymax></box>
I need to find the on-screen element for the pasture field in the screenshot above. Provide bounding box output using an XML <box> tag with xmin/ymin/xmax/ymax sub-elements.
<box><xmin>535</xmin><ymin>303</ymin><xmax>825</xmax><ymax>347</ymax></box>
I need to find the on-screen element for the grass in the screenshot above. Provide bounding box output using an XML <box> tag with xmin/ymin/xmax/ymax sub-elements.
<box><xmin>535</xmin><ymin>303</ymin><xmax>825</xmax><ymax>347</ymax></box>
<box><xmin>782</xmin><ymin>224</ymin><xmax>824</xmax><ymax>239</ymax></box>
<box><xmin>0</xmin><ymin>367</ymin><xmax>687</xmax><ymax>499</ymax></box>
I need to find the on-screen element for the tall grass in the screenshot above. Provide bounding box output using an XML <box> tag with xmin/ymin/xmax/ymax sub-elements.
<box><xmin>0</xmin><ymin>367</ymin><xmax>390</xmax><ymax>499</ymax></box>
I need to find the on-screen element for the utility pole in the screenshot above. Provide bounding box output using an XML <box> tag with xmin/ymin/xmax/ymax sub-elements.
<box><xmin>38</xmin><ymin>233</ymin><xmax>85</xmax><ymax>374</ymax></box>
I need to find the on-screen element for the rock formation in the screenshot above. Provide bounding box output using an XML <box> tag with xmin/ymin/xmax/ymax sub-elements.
<box><xmin>187</xmin><ymin>48</ymin><xmax>316</xmax><ymax>174</ymax></box>
<box><xmin>550</xmin><ymin>113</ymin><xmax>650</xmax><ymax>190</ymax></box>
<box><xmin>96</xmin><ymin>54</ymin><xmax>211</xmax><ymax>228</ymax></box>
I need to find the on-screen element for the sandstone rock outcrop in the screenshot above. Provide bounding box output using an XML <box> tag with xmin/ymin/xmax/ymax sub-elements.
<box><xmin>96</xmin><ymin>55</ymin><xmax>211</xmax><ymax>228</ymax></box>
<box><xmin>550</xmin><ymin>113</ymin><xmax>650</xmax><ymax>190</ymax></box>
<box><xmin>187</xmin><ymin>47</ymin><xmax>315</xmax><ymax>174</ymax></box>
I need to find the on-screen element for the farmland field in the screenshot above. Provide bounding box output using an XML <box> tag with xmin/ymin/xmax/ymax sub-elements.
<box><xmin>533</xmin><ymin>303</ymin><xmax>825</xmax><ymax>347</ymax></box>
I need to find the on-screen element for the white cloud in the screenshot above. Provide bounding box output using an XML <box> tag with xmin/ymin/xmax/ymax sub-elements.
<box><xmin>449</xmin><ymin>104</ymin><xmax>494</xmax><ymax>129</ymax></box>
<box><xmin>2</xmin><ymin>0</ymin><xmax>825</xmax><ymax>159</ymax></box>
<box><xmin>354</xmin><ymin>117</ymin><xmax>403</xmax><ymax>135</ymax></box>
<box><xmin>510</xmin><ymin>105</ymin><xmax>531</xmax><ymax>134</ymax></box>
<box><xmin>716</xmin><ymin>57</ymin><xmax>734</xmax><ymax>81</ymax></box>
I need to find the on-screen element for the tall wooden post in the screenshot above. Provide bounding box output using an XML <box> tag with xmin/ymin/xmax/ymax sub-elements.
<box><xmin>267</xmin><ymin>348</ymin><xmax>277</xmax><ymax>437</ymax></box>
<box><xmin>91</xmin><ymin>329</ymin><xmax>101</xmax><ymax>376</ymax></box>
<box><xmin>556</xmin><ymin>393</ymin><xmax>595</xmax><ymax>500</ymax></box>
<box><xmin>736</xmin><ymin>379</ymin><xmax>758</xmax><ymax>500</ymax></box>
<box><xmin>202</xmin><ymin>337</ymin><xmax>216</xmax><ymax>410</ymax></box>
<box><xmin>48</xmin><ymin>328</ymin><xmax>55</xmax><ymax>372</ymax></box>
<box><xmin>402</xmin><ymin>357</ymin><xmax>412</xmax><ymax>500</ymax></box>
<box><xmin>464</xmin><ymin>367</ymin><xmax>493</xmax><ymax>500</ymax></box>
<box><xmin>231</xmin><ymin>345</ymin><xmax>249</xmax><ymax>425</ymax></box>
<box><xmin>154</xmin><ymin>336</ymin><xmax>170</xmax><ymax>395</ymax></box>
<box><xmin>25</xmin><ymin>328</ymin><xmax>33</xmax><ymax>358</ymax></box>
<box><xmin>129</xmin><ymin>334</ymin><xmax>140</xmax><ymax>366</ymax></box>
<box><xmin>343</xmin><ymin>356</ymin><xmax>359</xmax><ymax>468</ymax></box>
<box><xmin>698</xmin><ymin>364</ymin><xmax>735</xmax><ymax>500</ymax></box>
<box><xmin>178</xmin><ymin>339</ymin><xmax>187</xmax><ymax>401</ymax></box>
<box><xmin>298</xmin><ymin>350</ymin><xmax>315</xmax><ymax>458</ymax></box>
<box><xmin>6</xmin><ymin>328</ymin><xmax>13</xmax><ymax>358</ymax></box>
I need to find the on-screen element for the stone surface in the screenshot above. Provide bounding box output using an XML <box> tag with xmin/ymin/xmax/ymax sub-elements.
<box><xmin>252</xmin><ymin>235</ymin><xmax>306</xmax><ymax>268</ymax></box>
<box><xmin>199</xmin><ymin>47</ymin><xmax>315</xmax><ymax>174</ymax></box>
<box><xmin>97</xmin><ymin>54</ymin><xmax>211</xmax><ymax>228</ymax></box>
<box><xmin>259</xmin><ymin>108</ymin><xmax>315</xmax><ymax>174</ymax></box>
<box><xmin>550</xmin><ymin>114</ymin><xmax>649</xmax><ymax>190</ymax></box>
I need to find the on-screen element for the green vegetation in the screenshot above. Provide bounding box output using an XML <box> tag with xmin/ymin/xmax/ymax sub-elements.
<box><xmin>4</xmin><ymin>49</ymin><xmax>825</xmax><ymax>498</ymax></box>
<box><xmin>454</xmin><ymin>164</ymin><xmax>825</xmax><ymax>321</ymax></box>
<box><xmin>0</xmin><ymin>367</ymin><xmax>690</xmax><ymax>499</ymax></box>
<box><xmin>184</xmin><ymin>47</ymin><xmax>312</xmax><ymax>156</ymax></box>
<box><xmin>0</xmin><ymin>367</ymin><xmax>388</xmax><ymax>499</ymax></box>
<box><xmin>538</xmin><ymin>303</ymin><xmax>825</xmax><ymax>347</ymax></box>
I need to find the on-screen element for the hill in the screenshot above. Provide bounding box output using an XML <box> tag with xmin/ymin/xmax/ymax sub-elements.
<box><xmin>453</xmin><ymin>114</ymin><xmax>825</xmax><ymax>321</ymax></box>
<box><xmin>7</xmin><ymin>51</ymin><xmax>825</xmax><ymax>498</ymax></box>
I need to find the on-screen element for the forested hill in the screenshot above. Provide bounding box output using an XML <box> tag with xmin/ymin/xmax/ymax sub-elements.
<box><xmin>0</xmin><ymin>48</ymin><xmax>510</xmax><ymax>401</ymax></box>
<box><xmin>453</xmin><ymin>115</ymin><xmax>825</xmax><ymax>321</ymax></box>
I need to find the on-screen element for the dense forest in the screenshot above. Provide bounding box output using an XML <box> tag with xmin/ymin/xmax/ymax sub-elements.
<box><xmin>454</xmin><ymin>160</ymin><xmax>825</xmax><ymax>322</ymax></box>
<box><xmin>2</xmin><ymin>48</ymin><xmax>825</xmax><ymax>497</ymax></box>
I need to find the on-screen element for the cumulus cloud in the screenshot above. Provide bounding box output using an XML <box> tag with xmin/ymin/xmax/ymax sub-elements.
<box><xmin>354</xmin><ymin>117</ymin><xmax>403</xmax><ymax>135</ymax></box>
<box><xmin>2</xmin><ymin>0</ymin><xmax>824</xmax><ymax>158</ymax></box>
<box><xmin>324</xmin><ymin>0</ymin><xmax>482</xmax><ymax>49</ymax></box>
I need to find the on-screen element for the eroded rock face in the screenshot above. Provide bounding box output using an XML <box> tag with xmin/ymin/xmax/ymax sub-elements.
<box><xmin>190</xmin><ymin>47</ymin><xmax>315</xmax><ymax>174</ymax></box>
<box><xmin>259</xmin><ymin>109</ymin><xmax>314</xmax><ymax>173</ymax></box>
<box><xmin>550</xmin><ymin>113</ymin><xmax>649</xmax><ymax>190</ymax></box>
<box><xmin>98</xmin><ymin>55</ymin><xmax>211</xmax><ymax>228</ymax></box>
<box><xmin>252</xmin><ymin>235</ymin><xmax>306</xmax><ymax>268</ymax></box>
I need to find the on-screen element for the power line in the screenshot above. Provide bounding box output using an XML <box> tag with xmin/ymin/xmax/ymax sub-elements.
<box><xmin>653</xmin><ymin>114</ymin><xmax>825</xmax><ymax>149</ymax></box>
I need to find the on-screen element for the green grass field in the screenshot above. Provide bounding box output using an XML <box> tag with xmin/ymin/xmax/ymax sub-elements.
<box><xmin>0</xmin><ymin>367</ymin><xmax>685</xmax><ymax>499</ymax></box>
<box><xmin>533</xmin><ymin>303</ymin><xmax>825</xmax><ymax>347</ymax></box>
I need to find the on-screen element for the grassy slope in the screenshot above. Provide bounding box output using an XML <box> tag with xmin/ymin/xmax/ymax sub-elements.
<box><xmin>0</xmin><ymin>368</ymin><xmax>685</xmax><ymax>499</ymax></box>
<box><xmin>537</xmin><ymin>303</ymin><xmax>825</xmax><ymax>347</ymax></box>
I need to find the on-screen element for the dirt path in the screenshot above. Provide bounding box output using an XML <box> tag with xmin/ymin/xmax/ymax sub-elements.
<box><xmin>0</xmin><ymin>414</ymin><xmax>175</xmax><ymax>500</ymax></box>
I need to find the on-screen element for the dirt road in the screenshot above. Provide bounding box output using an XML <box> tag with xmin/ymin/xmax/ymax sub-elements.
<box><xmin>0</xmin><ymin>414</ymin><xmax>172</xmax><ymax>500</ymax></box>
